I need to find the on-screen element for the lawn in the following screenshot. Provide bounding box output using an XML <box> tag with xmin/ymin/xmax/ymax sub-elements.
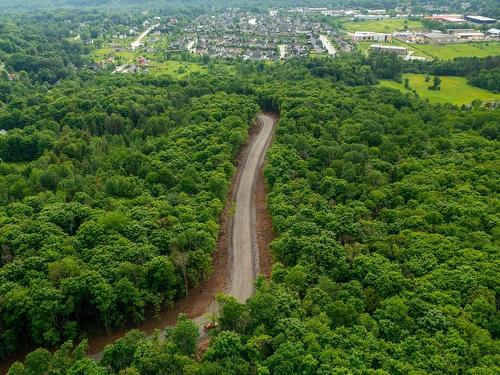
<box><xmin>357</xmin><ymin>39</ymin><xmax>500</xmax><ymax>59</ymax></box>
<box><xmin>149</xmin><ymin>60</ymin><xmax>206</xmax><ymax>77</ymax></box>
<box><xmin>92</xmin><ymin>47</ymin><xmax>138</xmax><ymax>63</ymax></box>
<box><xmin>379</xmin><ymin>73</ymin><xmax>500</xmax><ymax>105</ymax></box>
<box><xmin>409</xmin><ymin>42</ymin><xmax>500</xmax><ymax>59</ymax></box>
<box><xmin>343</xmin><ymin>18</ymin><xmax>424</xmax><ymax>33</ymax></box>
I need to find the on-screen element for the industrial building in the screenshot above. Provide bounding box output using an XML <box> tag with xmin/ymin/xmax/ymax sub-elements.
<box><xmin>465</xmin><ymin>15</ymin><xmax>497</xmax><ymax>24</ymax></box>
<box><xmin>425</xmin><ymin>15</ymin><xmax>466</xmax><ymax>23</ymax></box>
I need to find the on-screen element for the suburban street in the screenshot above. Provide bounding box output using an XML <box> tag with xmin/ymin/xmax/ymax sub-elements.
<box><xmin>319</xmin><ymin>34</ymin><xmax>337</xmax><ymax>56</ymax></box>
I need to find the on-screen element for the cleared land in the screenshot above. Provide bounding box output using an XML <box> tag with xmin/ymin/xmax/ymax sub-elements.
<box><xmin>379</xmin><ymin>73</ymin><xmax>500</xmax><ymax>105</ymax></box>
<box><xmin>410</xmin><ymin>42</ymin><xmax>500</xmax><ymax>59</ymax></box>
<box><xmin>343</xmin><ymin>18</ymin><xmax>424</xmax><ymax>33</ymax></box>
<box><xmin>150</xmin><ymin>60</ymin><xmax>206</xmax><ymax>77</ymax></box>
<box><xmin>357</xmin><ymin>39</ymin><xmax>500</xmax><ymax>59</ymax></box>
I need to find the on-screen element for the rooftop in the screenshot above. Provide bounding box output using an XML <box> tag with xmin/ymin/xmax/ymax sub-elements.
<box><xmin>466</xmin><ymin>15</ymin><xmax>496</xmax><ymax>22</ymax></box>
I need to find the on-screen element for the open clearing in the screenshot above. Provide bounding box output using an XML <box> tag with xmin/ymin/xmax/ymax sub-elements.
<box><xmin>379</xmin><ymin>73</ymin><xmax>500</xmax><ymax>105</ymax></box>
<box><xmin>357</xmin><ymin>40</ymin><xmax>500</xmax><ymax>59</ymax></box>
<box><xmin>343</xmin><ymin>18</ymin><xmax>424</xmax><ymax>33</ymax></box>
<box><xmin>149</xmin><ymin>60</ymin><xmax>206</xmax><ymax>77</ymax></box>
<box><xmin>410</xmin><ymin>42</ymin><xmax>500</xmax><ymax>59</ymax></box>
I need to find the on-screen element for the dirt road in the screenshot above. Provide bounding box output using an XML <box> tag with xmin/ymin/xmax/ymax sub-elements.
<box><xmin>229</xmin><ymin>113</ymin><xmax>274</xmax><ymax>302</ymax></box>
<box><xmin>92</xmin><ymin>113</ymin><xmax>274</xmax><ymax>357</ymax></box>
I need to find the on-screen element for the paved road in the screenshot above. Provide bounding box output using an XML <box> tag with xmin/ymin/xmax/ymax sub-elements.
<box><xmin>319</xmin><ymin>35</ymin><xmax>336</xmax><ymax>56</ymax></box>
<box><xmin>131</xmin><ymin>24</ymin><xmax>160</xmax><ymax>49</ymax></box>
<box><xmin>278</xmin><ymin>44</ymin><xmax>286</xmax><ymax>59</ymax></box>
<box><xmin>229</xmin><ymin>113</ymin><xmax>274</xmax><ymax>302</ymax></box>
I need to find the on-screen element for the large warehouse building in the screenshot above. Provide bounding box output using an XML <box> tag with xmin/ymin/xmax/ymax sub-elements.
<box><xmin>465</xmin><ymin>15</ymin><xmax>497</xmax><ymax>24</ymax></box>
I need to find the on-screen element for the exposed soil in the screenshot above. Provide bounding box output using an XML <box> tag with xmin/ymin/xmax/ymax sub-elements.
<box><xmin>255</xmin><ymin>113</ymin><xmax>277</xmax><ymax>278</ymax></box>
<box><xmin>255</xmin><ymin>163</ymin><xmax>274</xmax><ymax>278</ymax></box>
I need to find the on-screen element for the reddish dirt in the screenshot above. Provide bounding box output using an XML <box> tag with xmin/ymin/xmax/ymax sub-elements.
<box><xmin>255</xmin><ymin>163</ymin><xmax>275</xmax><ymax>278</ymax></box>
<box><xmin>196</xmin><ymin>339</ymin><xmax>210</xmax><ymax>361</ymax></box>
<box><xmin>255</xmin><ymin>113</ymin><xmax>277</xmax><ymax>278</ymax></box>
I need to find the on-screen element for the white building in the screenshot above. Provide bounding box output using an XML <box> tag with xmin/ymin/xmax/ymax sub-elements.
<box><xmin>353</xmin><ymin>14</ymin><xmax>390</xmax><ymax>21</ymax></box>
<box><xmin>350</xmin><ymin>31</ymin><xmax>392</xmax><ymax>42</ymax></box>
<box><xmin>455</xmin><ymin>32</ymin><xmax>484</xmax><ymax>40</ymax></box>
<box><xmin>487</xmin><ymin>28</ymin><xmax>500</xmax><ymax>37</ymax></box>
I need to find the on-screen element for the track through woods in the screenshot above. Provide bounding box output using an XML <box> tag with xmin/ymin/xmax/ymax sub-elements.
<box><xmin>80</xmin><ymin>113</ymin><xmax>276</xmax><ymax>360</ymax></box>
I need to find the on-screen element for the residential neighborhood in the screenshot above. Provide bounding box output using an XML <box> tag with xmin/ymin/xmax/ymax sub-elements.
<box><xmin>86</xmin><ymin>5</ymin><xmax>499</xmax><ymax>73</ymax></box>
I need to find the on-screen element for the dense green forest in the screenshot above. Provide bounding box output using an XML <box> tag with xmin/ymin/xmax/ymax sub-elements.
<box><xmin>0</xmin><ymin>72</ymin><xmax>258</xmax><ymax>358</ymax></box>
<box><xmin>5</xmin><ymin>58</ymin><xmax>499</xmax><ymax>374</ymax></box>
<box><xmin>1</xmin><ymin>2</ymin><xmax>499</xmax><ymax>374</ymax></box>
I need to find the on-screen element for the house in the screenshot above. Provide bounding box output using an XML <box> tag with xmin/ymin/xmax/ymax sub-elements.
<box><xmin>138</xmin><ymin>56</ymin><xmax>149</xmax><ymax>67</ymax></box>
<box><xmin>369</xmin><ymin>44</ymin><xmax>408</xmax><ymax>55</ymax></box>
<box><xmin>131</xmin><ymin>41</ymin><xmax>144</xmax><ymax>50</ymax></box>
<box><xmin>350</xmin><ymin>31</ymin><xmax>392</xmax><ymax>42</ymax></box>
<box><xmin>465</xmin><ymin>15</ymin><xmax>497</xmax><ymax>24</ymax></box>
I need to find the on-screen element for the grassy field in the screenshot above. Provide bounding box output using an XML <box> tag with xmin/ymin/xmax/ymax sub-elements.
<box><xmin>149</xmin><ymin>60</ymin><xmax>206</xmax><ymax>77</ymax></box>
<box><xmin>343</xmin><ymin>18</ymin><xmax>424</xmax><ymax>33</ymax></box>
<box><xmin>357</xmin><ymin>40</ymin><xmax>430</xmax><ymax>59</ymax></box>
<box><xmin>379</xmin><ymin>73</ymin><xmax>500</xmax><ymax>105</ymax></box>
<box><xmin>410</xmin><ymin>42</ymin><xmax>500</xmax><ymax>59</ymax></box>
<box><xmin>357</xmin><ymin>39</ymin><xmax>500</xmax><ymax>59</ymax></box>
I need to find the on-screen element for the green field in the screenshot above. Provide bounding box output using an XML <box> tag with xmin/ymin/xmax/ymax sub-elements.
<box><xmin>149</xmin><ymin>60</ymin><xmax>206</xmax><ymax>77</ymax></box>
<box><xmin>343</xmin><ymin>18</ymin><xmax>424</xmax><ymax>33</ymax></box>
<box><xmin>357</xmin><ymin>39</ymin><xmax>500</xmax><ymax>59</ymax></box>
<box><xmin>357</xmin><ymin>40</ymin><xmax>429</xmax><ymax>59</ymax></box>
<box><xmin>410</xmin><ymin>42</ymin><xmax>500</xmax><ymax>59</ymax></box>
<box><xmin>379</xmin><ymin>73</ymin><xmax>500</xmax><ymax>105</ymax></box>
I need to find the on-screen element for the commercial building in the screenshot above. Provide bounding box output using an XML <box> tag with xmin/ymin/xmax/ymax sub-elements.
<box><xmin>454</xmin><ymin>32</ymin><xmax>484</xmax><ymax>40</ymax></box>
<box><xmin>426</xmin><ymin>15</ymin><xmax>466</xmax><ymax>23</ymax></box>
<box><xmin>350</xmin><ymin>31</ymin><xmax>392</xmax><ymax>42</ymax></box>
<box><xmin>465</xmin><ymin>15</ymin><xmax>497</xmax><ymax>24</ymax></box>
<box><xmin>420</xmin><ymin>31</ymin><xmax>458</xmax><ymax>43</ymax></box>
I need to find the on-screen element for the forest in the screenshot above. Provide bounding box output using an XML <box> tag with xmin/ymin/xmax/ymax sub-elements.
<box><xmin>1</xmin><ymin>2</ymin><xmax>499</xmax><ymax>375</ymax></box>
<box><xmin>0</xmin><ymin>72</ymin><xmax>258</xmax><ymax>359</ymax></box>
<box><xmin>3</xmin><ymin>56</ymin><xmax>499</xmax><ymax>374</ymax></box>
